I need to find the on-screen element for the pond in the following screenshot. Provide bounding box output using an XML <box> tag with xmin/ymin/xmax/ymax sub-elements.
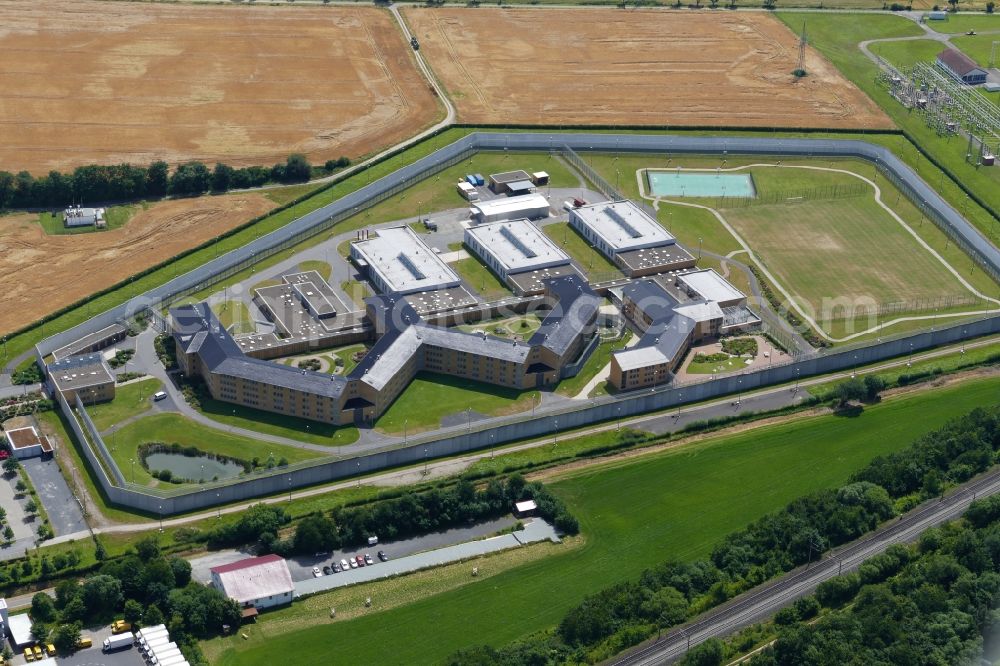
<box><xmin>145</xmin><ymin>452</ymin><xmax>244</xmax><ymax>482</ymax></box>
<box><xmin>647</xmin><ymin>170</ymin><xmax>756</xmax><ymax>198</ymax></box>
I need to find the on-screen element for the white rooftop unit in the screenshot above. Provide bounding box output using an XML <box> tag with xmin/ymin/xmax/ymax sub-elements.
<box><xmin>350</xmin><ymin>226</ymin><xmax>462</xmax><ymax>295</ymax></box>
<box><xmin>470</xmin><ymin>193</ymin><xmax>550</xmax><ymax>224</ymax></box>
<box><xmin>569</xmin><ymin>200</ymin><xmax>674</xmax><ymax>255</ymax></box>
<box><xmin>464</xmin><ymin>219</ymin><xmax>570</xmax><ymax>280</ymax></box>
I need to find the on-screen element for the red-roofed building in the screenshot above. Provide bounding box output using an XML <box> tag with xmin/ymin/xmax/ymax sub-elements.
<box><xmin>937</xmin><ymin>49</ymin><xmax>988</xmax><ymax>85</ymax></box>
<box><xmin>210</xmin><ymin>554</ymin><xmax>294</xmax><ymax>610</ymax></box>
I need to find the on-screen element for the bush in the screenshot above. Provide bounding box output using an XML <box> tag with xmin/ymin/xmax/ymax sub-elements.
<box><xmin>720</xmin><ymin>337</ymin><xmax>757</xmax><ymax>357</ymax></box>
<box><xmin>816</xmin><ymin>573</ymin><xmax>861</xmax><ymax>608</ymax></box>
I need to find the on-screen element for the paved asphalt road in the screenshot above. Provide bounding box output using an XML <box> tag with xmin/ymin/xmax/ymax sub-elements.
<box><xmin>21</xmin><ymin>456</ymin><xmax>88</xmax><ymax>536</ymax></box>
<box><xmin>611</xmin><ymin>467</ymin><xmax>1000</xmax><ymax>665</ymax></box>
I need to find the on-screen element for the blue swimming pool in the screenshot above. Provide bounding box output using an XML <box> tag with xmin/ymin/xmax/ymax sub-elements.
<box><xmin>647</xmin><ymin>171</ymin><xmax>756</xmax><ymax>198</ymax></box>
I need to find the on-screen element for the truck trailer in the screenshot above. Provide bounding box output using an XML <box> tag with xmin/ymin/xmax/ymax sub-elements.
<box><xmin>103</xmin><ymin>634</ymin><xmax>134</xmax><ymax>653</ymax></box>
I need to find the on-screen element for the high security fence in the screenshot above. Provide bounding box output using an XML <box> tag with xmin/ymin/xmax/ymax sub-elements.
<box><xmin>34</xmin><ymin>132</ymin><xmax>1000</xmax><ymax>515</ymax></box>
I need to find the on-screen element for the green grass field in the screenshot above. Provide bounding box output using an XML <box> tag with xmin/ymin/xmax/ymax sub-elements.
<box><xmin>87</xmin><ymin>378</ymin><xmax>162</xmax><ymax>431</ymax></box>
<box><xmin>923</xmin><ymin>14</ymin><xmax>1000</xmax><ymax>34</ymax></box>
<box><xmin>375</xmin><ymin>372</ymin><xmax>540</xmax><ymax>435</ymax></box>
<box><xmin>456</xmin><ymin>314</ymin><xmax>543</xmax><ymax>339</ymax></box>
<box><xmin>208</xmin><ymin>374</ymin><xmax>1000</xmax><ymax>665</ymax></box>
<box><xmin>868</xmin><ymin>38</ymin><xmax>944</xmax><ymax>70</ymax></box>
<box><xmin>543</xmin><ymin>221</ymin><xmax>619</xmax><ymax>275</ymax></box>
<box><xmin>686</xmin><ymin>355</ymin><xmax>751</xmax><ymax>375</ymax></box>
<box><xmin>451</xmin><ymin>256</ymin><xmax>510</xmax><ymax>297</ymax></box>
<box><xmin>106</xmin><ymin>413</ymin><xmax>322</xmax><ymax>488</ymax></box>
<box><xmin>295</xmin><ymin>260</ymin><xmax>331</xmax><ymax>281</ymax></box>
<box><xmin>554</xmin><ymin>332</ymin><xmax>631</xmax><ymax>397</ymax></box>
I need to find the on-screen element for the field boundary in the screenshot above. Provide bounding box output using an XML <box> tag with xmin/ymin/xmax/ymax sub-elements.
<box><xmin>29</xmin><ymin>131</ymin><xmax>1000</xmax><ymax>515</ymax></box>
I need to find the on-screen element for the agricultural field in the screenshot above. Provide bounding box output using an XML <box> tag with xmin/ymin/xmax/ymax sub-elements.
<box><xmin>0</xmin><ymin>193</ymin><xmax>275</xmax><ymax>336</ymax></box>
<box><xmin>403</xmin><ymin>8</ymin><xmax>890</xmax><ymax>129</ymax></box>
<box><xmin>103</xmin><ymin>413</ymin><xmax>322</xmax><ymax>488</ymax></box>
<box><xmin>0</xmin><ymin>0</ymin><xmax>438</xmax><ymax>174</ymax></box>
<box><xmin>207</xmin><ymin>374</ymin><xmax>1000</xmax><ymax>665</ymax></box>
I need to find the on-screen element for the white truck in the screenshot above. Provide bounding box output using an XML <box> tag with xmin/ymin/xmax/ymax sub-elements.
<box><xmin>139</xmin><ymin>628</ymin><xmax>169</xmax><ymax>650</ymax></box>
<box><xmin>103</xmin><ymin>633</ymin><xmax>134</xmax><ymax>652</ymax></box>
<box><xmin>156</xmin><ymin>655</ymin><xmax>189</xmax><ymax>666</ymax></box>
<box><xmin>143</xmin><ymin>636</ymin><xmax>171</xmax><ymax>655</ymax></box>
<box><xmin>137</xmin><ymin>624</ymin><xmax>167</xmax><ymax>640</ymax></box>
<box><xmin>149</xmin><ymin>646</ymin><xmax>182</xmax><ymax>665</ymax></box>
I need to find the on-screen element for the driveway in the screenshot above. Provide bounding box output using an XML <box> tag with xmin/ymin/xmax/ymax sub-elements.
<box><xmin>21</xmin><ymin>456</ymin><xmax>88</xmax><ymax>536</ymax></box>
<box><xmin>0</xmin><ymin>470</ymin><xmax>33</xmax><ymax>542</ymax></box>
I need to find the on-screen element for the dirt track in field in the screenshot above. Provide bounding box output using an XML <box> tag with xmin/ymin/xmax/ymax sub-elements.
<box><xmin>0</xmin><ymin>195</ymin><xmax>275</xmax><ymax>335</ymax></box>
<box><xmin>0</xmin><ymin>0</ymin><xmax>439</xmax><ymax>174</ymax></box>
<box><xmin>403</xmin><ymin>8</ymin><xmax>891</xmax><ymax>129</ymax></box>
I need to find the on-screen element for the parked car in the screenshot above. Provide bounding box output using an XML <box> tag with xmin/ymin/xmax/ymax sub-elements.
<box><xmin>349</xmin><ymin>558</ymin><xmax>358</xmax><ymax>569</ymax></box>
<box><xmin>364</xmin><ymin>553</ymin><xmax>374</xmax><ymax>565</ymax></box>
<box><xmin>152</xmin><ymin>391</ymin><xmax>167</xmax><ymax>401</ymax></box>
<box><xmin>355</xmin><ymin>555</ymin><xmax>366</xmax><ymax>568</ymax></box>
<box><xmin>332</xmin><ymin>562</ymin><xmax>341</xmax><ymax>573</ymax></box>
<box><xmin>23</xmin><ymin>649</ymin><xmax>34</xmax><ymax>663</ymax></box>
<box><xmin>111</xmin><ymin>620</ymin><xmax>131</xmax><ymax>634</ymax></box>
<box><xmin>312</xmin><ymin>566</ymin><xmax>322</xmax><ymax>578</ymax></box>
<box><xmin>378</xmin><ymin>550</ymin><xmax>388</xmax><ymax>562</ymax></box>
<box><xmin>76</xmin><ymin>637</ymin><xmax>93</xmax><ymax>649</ymax></box>
<box><xmin>322</xmin><ymin>566</ymin><xmax>332</xmax><ymax>575</ymax></box>
<box><xmin>340</xmin><ymin>558</ymin><xmax>351</xmax><ymax>570</ymax></box>
<box><xmin>45</xmin><ymin>644</ymin><xmax>56</xmax><ymax>656</ymax></box>
<box><xmin>32</xmin><ymin>647</ymin><xmax>43</xmax><ymax>660</ymax></box>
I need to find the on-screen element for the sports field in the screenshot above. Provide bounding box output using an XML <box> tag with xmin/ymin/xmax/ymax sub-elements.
<box><xmin>0</xmin><ymin>0</ymin><xmax>438</xmax><ymax>173</ymax></box>
<box><xmin>403</xmin><ymin>8</ymin><xmax>889</xmax><ymax>129</ymax></box>
<box><xmin>207</xmin><ymin>374</ymin><xmax>1000</xmax><ymax>665</ymax></box>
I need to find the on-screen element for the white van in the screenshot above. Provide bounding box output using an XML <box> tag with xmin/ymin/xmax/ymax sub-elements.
<box><xmin>153</xmin><ymin>391</ymin><xmax>167</xmax><ymax>401</ymax></box>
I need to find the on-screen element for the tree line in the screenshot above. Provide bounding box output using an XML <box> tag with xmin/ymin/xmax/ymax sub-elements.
<box><xmin>735</xmin><ymin>494</ymin><xmax>1000</xmax><ymax>666</ymax></box>
<box><xmin>191</xmin><ymin>475</ymin><xmax>577</xmax><ymax>557</ymax></box>
<box><xmin>0</xmin><ymin>153</ymin><xmax>350</xmax><ymax>209</ymax></box>
<box><xmin>24</xmin><ymin>536</ymin><xmax>236</xmax><ymax>664</ymax></box>
<box><xmin>445</xmin><ymin>404</ymin><xmax>1000</xmax><ymax>665</ymax></box>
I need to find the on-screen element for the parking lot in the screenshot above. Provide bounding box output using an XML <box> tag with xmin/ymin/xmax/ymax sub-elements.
<box><xmin>21</xmin><ymin>456</ymin><xmax>87</xmax><ymax>536</ymax></box>
<box><xmin>4</xmin><ymin>626</ymin><xmax>144</xmax><ymax>666</ymax></box>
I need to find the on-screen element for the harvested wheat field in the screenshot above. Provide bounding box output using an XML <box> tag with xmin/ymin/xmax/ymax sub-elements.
<box><xmin>403</xmin><ymin>8</ymin><xmax>889</xmax><ymax>129</ymax></box>
<box><xmin>0</xmin><ymin>194</ymin><xmax>275</xmax><ymax>334</ymax></box>
<box><xmin>0</xmin><ymin>0</ymin><xmax>439</xmax><ymax>174</ymax></box>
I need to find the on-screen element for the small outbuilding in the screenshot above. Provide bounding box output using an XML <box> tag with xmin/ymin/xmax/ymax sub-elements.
<box><xmin>210</xmin><ymin>554</ymin><xmax>294</xmax><ymax>611</ymax></box>
<box><xmin>7</xmin><ymin>612</ymin><xmax>34</xmax><ymax>649</ymax></box>
<box><xmin>936</xmin><ymin>48</ymin><xmax>988</xmax><ymax>85</ymax></box>
<box><xmin>514</xmin><ymin>499</ymin><xmax>538</xmax><ymax>517</ymax></box>
<box><xmin>5</xmin><ymin>426</ymin><xmax>54</xmax><ymax>460</ymax></box>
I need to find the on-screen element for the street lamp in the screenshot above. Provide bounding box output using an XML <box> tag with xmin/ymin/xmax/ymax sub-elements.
<box><xmin>404</xmin><ymin>419</ymin><xmax>408</xmax><ymax>445</ymax></box>
<box><xmin>288</xmin><ymin>476</ymin><xmax>293</xmax><ymax>502</ymax></box>
<box><xmin>217</xmin><ymin>492</ymin><xmax>221</xmax><ymax>519</ymax></box>
<box><xmin>130</xmin><ymin>458</ymin><xmax>135</xmax><ymax>484</ymax></box>
<box><xmin>553</xmin><ymin>419</ymin><xmax>558</xmax><ymax>447</ymax></box>
<box><xmin>158</xmin><ymin>505</ymin><xmax>163</xmax><ymax>532</ymax></box>
<box><xmin>423</xmin><ymin>448</ymin><xmax>429</xmax><ymax>475</ymax></box>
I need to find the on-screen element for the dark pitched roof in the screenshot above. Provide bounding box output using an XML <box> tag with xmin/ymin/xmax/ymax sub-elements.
<box><xmin>529</xmin><ymin>274</ymin><xmax>601</xmax><ymax>357</ymax></box>
<box><xmin>937</xmin><ymin>49</ymin><xmax>984</xmax><ymax>77</ymax></box>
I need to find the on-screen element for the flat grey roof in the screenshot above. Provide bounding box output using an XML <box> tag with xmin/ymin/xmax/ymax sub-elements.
<box><xmin>490</xmin><ymin>169</ymin><xmax>531</xmax><ymax>184</ymax></box>
<box><xmin>284</xmin><ymin>270</ymin><xmax>339</xmax><ymax>317</ymax></box>
<box><xmin>352</xmin><ymin>226</ymin><xmax>461</xmax><ymax>295</ymax></box>
<box><xmin>678</xmin><ymin>269</ymin><xmax>744</xmax><ymax>304</ymax></box>
<box><xmin>471</xmin><ymin>194</ymin><xmax>551</xmax><ymax>219</ymax></box>
<box><xmin>51</xmin><ymin>323</ymin><xmax>127</xmax><ymax>360</ymax></box>
<box><xmin>47</xmin><ymin>353</ymin><xmax>114</xmax><ymax>392</ymax></box>
<box><xmin>507</xmin><ymin>264</ymin><xmax>581</xmax><ymax>294</ymax></box>
<box><xmin>572</xmin><ymin>200</ymin><xmax>674</xmax><ymax>253</ymax></box>
<box><xmin>465</xmin><ymin>219</ymin><xmax>570</xmax><ymax>275</ymax></box>
<box><xmin>616</xmin><ymin>243</ymin><xmax>695</xmax><ymax>273</ymax></box>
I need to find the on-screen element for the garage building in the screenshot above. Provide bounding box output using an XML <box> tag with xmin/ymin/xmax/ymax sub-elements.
<box><xmin>936</xmin><ymin>49</ymin><xmax>988</xmax><ymax>85</ymax></box>
<box><xmin>211</xmin><ymin>554</ymin><xmax>294</xmax><ymax>611</ymax></box>
<box><xmin>470</xmin><ymin>194</ymin><xmax>551</xmax><ymax>225</ymax></box>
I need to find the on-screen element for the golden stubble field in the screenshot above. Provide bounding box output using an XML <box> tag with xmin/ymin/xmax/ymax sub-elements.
<box><xmin>403</xmin><ymin>8</ymin><xmax>891</xmax><ymax>129</ymax></box>
<box><xmin>0</xmin><ymin>0</ymin><xmax>440</xmax><ymax>174</ymax></box>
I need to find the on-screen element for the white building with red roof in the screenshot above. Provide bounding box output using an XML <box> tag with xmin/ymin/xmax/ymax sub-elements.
<box><xmin>210</xmin><ymin>554</ymin><xmax>294</xmax><ymax>611</ymax></box>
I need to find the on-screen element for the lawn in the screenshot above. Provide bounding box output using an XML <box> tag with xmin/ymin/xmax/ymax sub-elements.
<box><xmin>106</xmin><ymin>413</ymin><xmax>323</xmax><ymax>488</ymax></box>
<box><xmin>210</xmin><ymin>300</ymin><xmax>255</xmax><ymax>335</ymax></box>
<box><xmin>686</xmin><ymin>355</ymin><xmax>752</xmax><ymax>375</ymax></box>
<box><xmin>456</xmin><ymin>314</ymin><xmax>543</xmax><ymax>339</ymax></box>
<box><xmin>263</xmin><ymin>182</ymin><xmax>324</xmax><ymax>206</ymax></box>
<box><xmin>197</xmin><ymin>394</ymin><xmax>359</xmax><ymax>447</ymax></box>
<box><xmin>543</xmin><ymin>221</ymin><xmax>619</xmax><ymax>275</ymax></box>
<box><xmin>87</xmin><ymin>377</ymin><xmax>163</xmax><ymax>431</ymax></box>
<box><xmin>209</xmin><ymin>374</ymin><xmax>1000</xmax><ymax>666</ymax></box>
<box><xmin>37</xmin><ymin>204</ymin><xmax>138</xmax><ymax>235</ymax></box>
<box><xmin>953</xmin><ymin>32</ymin><xmax>1000</xmax><ymax>71</ymax></box>
<box><xmin>332</xmin><ymin>344</ymin><xmax>367</xmax><ymax>375</ymax></box>
<box><xmin>923</xmin><ymin>14</ymin><xmax>1000</xmax><ymax>34</ymax></box>
<box><xmin>451</xmin><ymin>256</ymin><xmax>510</xmax><ymax>298</ymax></box>
<box><xmin>554</xmin><ymin>332</ymin><xmax>631</xmax><ymax>397</ymax></box>
<box><xmin>868</xmin><ymin>38</ymin><xmax>944</xmax><ymax>70</ymax></box>
<box><xmin>374</xmin><ymin>372</ymin><xmax>540</xmax><ymax>435</ymax></box>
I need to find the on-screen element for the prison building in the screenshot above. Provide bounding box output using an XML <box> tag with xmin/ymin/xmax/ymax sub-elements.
<box><xmin>936</xmin><ymin>49</ymin><xmax>988</xmax><ymax>85</ymax></box>
<box><xmin>568</xmin><ymin>200</ymin><xmax>696</xmax><ymax>277</ymax></box>
<box><xmin>350</xmin><ymin>226</ymin><xmax>461</xmax><ymax>295</ymax></box>
<box><xmin>470</xmin><ymin>194</ymin><xmax>551</xmax><ymax>225</ymax></box>
<box><xmin>489</xmin><ymin>170</ymin><xmax>534</xmax><ymax>195</ymax></box>
<box><xmin>63</xmin><ymin>206</ymin><xmax>105</xmax><ymax>228</ymax></box>
<box><xmin>284</xmin><ymin>271</ymin><xmax>339</xmax><ymax>319</ymax></box>
<box><xmin>172</xmin><ymin>275</ymin><xmax>600</xmax><ymax>426</ymax></box>
<box><xmin>46</xmin><ymin>353</ymin><xmax>116</xmax><ymax>404</ymax></box>
<box><xmin>609</xmin><ymin>276</ymin><xmax>757</xmax><ymax>392</ymax></box>
<box><xmin>51</xmin><ymin>323</ymin><xmax>128</xmax><ymax>361</ymax></box>
<box><xmin>5</xmin><ymin>426</ymin><xmax>54</xmax><ymax>460</ymax></box>
<box><xmin>464</xmin><ymin>219</ymin><xmax>572</xmax><ymax>293</ymax></box>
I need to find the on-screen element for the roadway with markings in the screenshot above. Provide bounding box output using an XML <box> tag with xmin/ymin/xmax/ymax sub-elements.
<box><xmin>611</xmin><ymin>467</ymin><xmax>1000</xmax><ymax>666</ymax></box>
